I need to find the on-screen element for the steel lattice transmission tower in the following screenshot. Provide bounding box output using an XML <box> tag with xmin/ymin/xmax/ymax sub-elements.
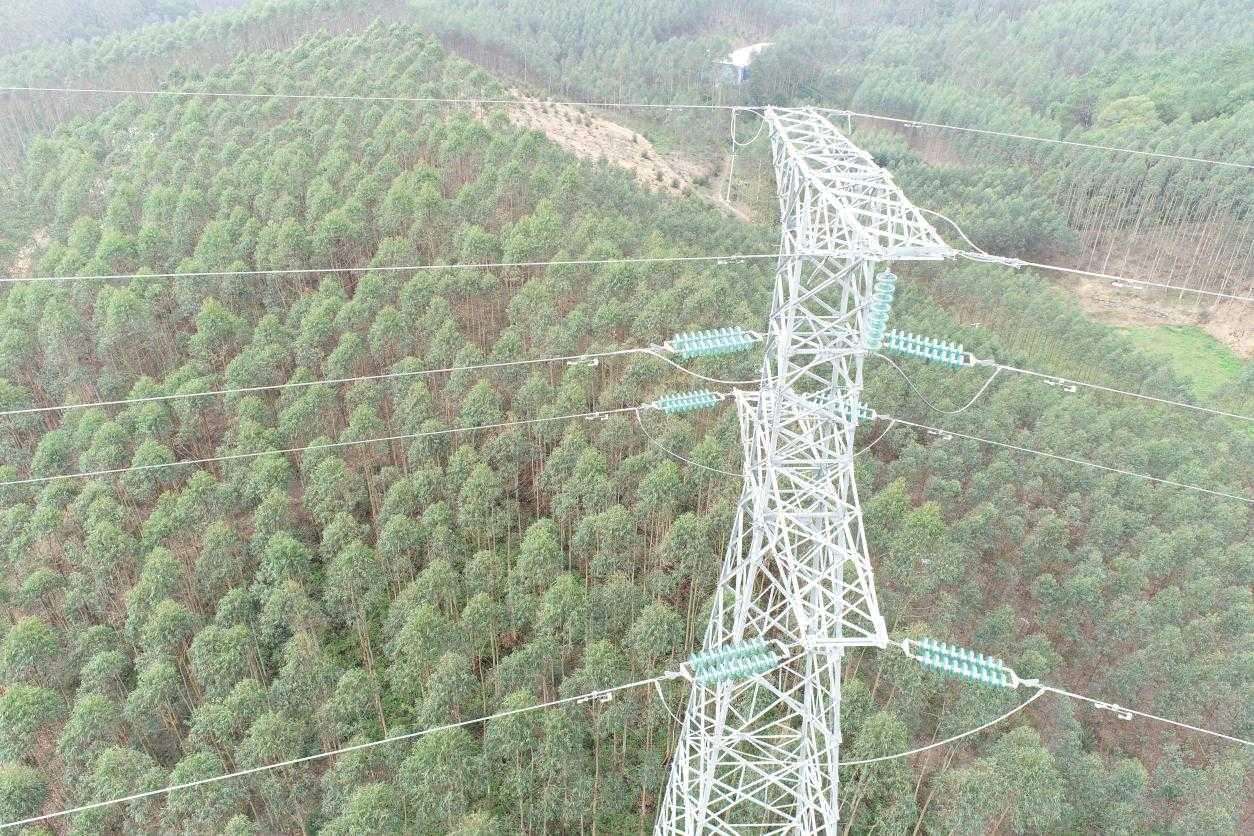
<box><xmin>655</xmin><ymin>108</ymin><xmax>951</xmax><ymax>834</ymax></box>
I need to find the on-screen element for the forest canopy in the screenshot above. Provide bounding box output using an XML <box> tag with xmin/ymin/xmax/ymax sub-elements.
<box><xmin>0</xmin><ymin>0</ymin><xmax>211</xmax><ymax>57</ymax></box>
<box><xmin>405</xmin><ymin>0</ymin><xmax>1252</xmax><ymax>300</ymax></box>
<box><xmin>0</xmin><ymin>3</ymin><xmax>1249</xmax><ymax>834</ymax></box>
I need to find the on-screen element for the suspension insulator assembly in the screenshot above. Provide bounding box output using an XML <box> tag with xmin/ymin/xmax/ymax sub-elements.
<box><xmin>863</xmin><ymin>270</ymin><xmax>897</xmax><ymax>350</ymax></box>
<box><xmin>688</xmin><ymin>638</ymin><xmax>781</xmax><ymax>685</ymax></box>
<box><xmin>653</xmin><ymin>389</ymin><xmax>721</xmax><ymax>414</ymax></box>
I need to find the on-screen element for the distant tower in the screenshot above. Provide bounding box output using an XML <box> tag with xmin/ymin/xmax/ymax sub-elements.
<box><xmin>654</xmin><ymin>108</ymin><xmax>950</xmax><ymax>833</ymax></box>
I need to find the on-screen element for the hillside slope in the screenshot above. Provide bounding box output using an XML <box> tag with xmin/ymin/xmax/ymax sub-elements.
<box><xmin>408</xmin><ymin>0</ymin><xmax>1253</xmax><ymax>308</ymax></box>
<box><xmin>0</xmin><ymin>0</ymin><xmax>213</xmax><ymax>57</ymax></box>
<box><xmin>0</xmin><ymin>13</ymin><xmax>1249</xmax><ymax>836</ymax></box>
<box><xmin>0</xmin><ymin>0</ymin><xmax>412</xmax><ymax>172</ymax></box>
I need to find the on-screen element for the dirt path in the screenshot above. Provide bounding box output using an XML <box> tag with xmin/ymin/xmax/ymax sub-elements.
<box><xmin>717</xmin><ymin>149</ymin><xmax>753</xmax><ymax>223</ymax></box>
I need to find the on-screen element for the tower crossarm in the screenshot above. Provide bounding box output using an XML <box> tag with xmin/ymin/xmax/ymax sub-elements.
<box><xmin>766</xmin><ymin>107</ymin><xmax>952</xmax><ymax>261</ymax></box>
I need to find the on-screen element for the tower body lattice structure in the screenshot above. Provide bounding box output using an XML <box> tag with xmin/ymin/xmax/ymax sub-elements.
<box><xmin>655</xmin><ymin>108</ymin><xmax>950</xmax><ymax>834</ymax></box>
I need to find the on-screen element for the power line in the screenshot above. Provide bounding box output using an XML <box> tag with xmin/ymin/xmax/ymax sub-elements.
<box><xmin>980</xmin><ymin>254</ymin><xmax>1254</xmax><ymax>304</ymax></box>
<box><xmin>8</xmin><ymin>305</ymin><xmax>1242</xmax><ymax>427</ymax></box>
<box><xmin>11</xmin><ymin>245</ymin><xmax>1245</xmax><ymax>314</ymax></box>
<box><xmin>0</xmin><ymin>86</ymin><xmax>735</xmax><ymax>110</ymax></box>
<box><xmin>1032</xmin><ymin>682</ymin><xmax>1252</xmax><ymax>747</ymax></box>
<box><xmin>633</xmin><ymin>408</ymin><xmax>742</xmax><ymax>478</ymax></box>
<box><xmin>844</xmin><ymin>639</ymin><xmax>1252</xmax><ymax>770</ymax></box>
<box><xmin>7</xmin><ymin>395</ymin><xmax>755</xmax><ymax>487</ymax></box>
<box><xmin>840</xmin><ymin>688</ymin><xmax>1047</xmax><ymax>767</ymax></box>
<box><xmin>0</xmin><ymin>348</ymin><xmax>651</xmax><ymax>418</ymax></box>
<box><xmin>642</xmin><ymin>349</ymin><xmax>764</xmax><ymax>387</ymax></box>
<box><xmin>0</xmin><ymin>337</ymin><xmax>764</xmax><ymax>418</ymax></box>
<box><xmin>9</xmin><ymin>235</ymin><xmax>1244</xmax><ymax>310</ymax></box>
<box><xmin>2</xmin><ymin>252</ymin><xmax>783</xmax><ymax>285</ymax></box>
<box><xmin>8</xmin><ymin>392</ymin><xmax>1246</xmax><ymax>505</ymax></box>
<box><xmin>855</xmin><ymin>418</ymin><xmax>900</xmax><ymax>459</ymax></box>
<box><xmin>1</xmin><ymin>84</ymin><xmax>1247</xmax><ymax>169</ymax></box>
<box><xmin>884</xmin><ymin>415</ymin><xmax>1252</xmax><ymax>505</ymax></box>
<box><xmin>7</xmin><ymin>632</ymin><xmax>1243</xmax><ymax>831</ymax></box>
<box><xmin>815</xmin><ymin>107</ymin><xmax>1253</xmax><ymax>170</ymax></box>
<box><xmin>984</xmin><ymin>360</ymin><xmax>1253</xmax><ymax>423</ymax></box>
<box><xmin>0</xmin><ymin>407</ymin><xmax>638</xmax><ymax>488</ymax></box>
<box><xmin>10</xmin><ymin>303</ymin><xmax>1241</xmax><ymax>429</ymax></box>
<box><xmin>0</xmin><ymin>673</ymin><xmax>670</xmax><ymax>831</ymax></box>
<box><xmin>920</xmin><ymin>209</ymin><xmax>1254</xmax><ymax>304</ymax></box>
<box><xmin>875</xmin><ymin>353</ymin><xmax>1002</xmax><ymax>415</ymax></box>
<box><xmin>875</xmin><ymin>351</ymin><xmax>1252</xmax><ymax>424</ymax></box>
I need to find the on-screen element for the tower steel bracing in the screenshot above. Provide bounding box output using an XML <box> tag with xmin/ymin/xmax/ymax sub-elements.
<box><xmin>655</xmin><ymin>108</ymin><xmax>951</xmax><ymax>834</ymax></box>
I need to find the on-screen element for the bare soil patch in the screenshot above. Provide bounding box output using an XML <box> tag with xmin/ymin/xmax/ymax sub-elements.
<box><xmin>499</xmin><ymin>92</ymin><xmax>700</xmax><ymax>193</ymax></box>
<box><xmin>1066</xmin><ymin>219</ymin><xmax>1251</xmax><ymax>356</ymax></box>
<box><xmin>488</xmin><ymin>90</ymin><xmax>750</xmax><ymax>221</ymax></box>
<box><xmin>1072</xmin><ymin>277</ymin><xmax>1252</xmax><ymax>357</ymax></box>
<box><xmin>1207</xmin><ymin>300</ymin><xmax>1254</xmax><ymax>357</ymax></box>
<box><xmin>9</xmin><ymin>229</ymin><xmax>49</xmax><ymax>278</ymax></box>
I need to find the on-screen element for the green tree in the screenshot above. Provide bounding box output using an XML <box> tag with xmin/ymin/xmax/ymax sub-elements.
<box><xmin>303</xmin><ymin>457</ymin><xmax>363</xmax><ymax>526</ymax></box>
<box><xmin>318</xmin><ymin>667</ymin><xmax>385</xmax><ymax>745</ymax></box>
<box><xmin>234</xmin><ymin>711</ymin><xmax>318</xmax><ymax>832</ymax></box>
<box><xmin>0</xmin><ymin>617</ymin><xmax>59</xmax><ymax>685</ymax></box>
<box><xmin>399</xmin><ymin>727</ymin><xmax>487</xmax><ymax>833</ymax></box>
<box><xmin>0</xmin><ymin>684</ymin><xmax>63</xmax><ymax>768</ymax></box>
<box><xmin>324</xmin><ymin>540</ymin><xmax>388</xmax><ymax>674</ymax></box>
<box><xmin>385</xmin><ymin>602</ymin><xmax>460</xmax><ymax>704</ymax></box>
<box><xmin>0</xmin><ymin>762</ymin><xmax>46</xmax><ymax>826</ymax></box>
<box><xmin>189</xmin><ymin>623</ymin><xmax>254</xmax><ymax>702</ymax></box>
<box><xmin>626</xmin><ymin>601</ymin><xmax>682</xmax><ymax>672</ymax></box>
<box><xmin>935</xmin><ymin>725</ymin><xmax>1064</xmax><ymax>834</ymax></box>
<box><xmin>842</xmin><ymin>711</ymin><xmax>916</xmax><ymax>834</ymax></box>
<box><xmin>514</xmin><ymin>518</ymin><xmax>564</xmax><ymax>591</ymax></box>
<box><xmin>321</xmin><ymin>783</ymin><xmax>406</xmax><ymax>835</ymax></box>
<box><xmin>160</xmin><ymin>751</ymin><xmax>246</xmax><ymax>833</ymax></box>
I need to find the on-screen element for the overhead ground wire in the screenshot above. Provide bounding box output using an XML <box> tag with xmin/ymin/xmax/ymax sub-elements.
<box><xmin>884</xmin><ymin>415</ymin><xmax>1252</xmax><ymax>504</ymax></box>
<box><xmin>2</xmin><ymin>252</ymin><xmax>784</xmax><ymax>285</ymax></box>
<box><xmin>920</xmin><ymin>208</ymin><xmax>1253</xmax><ymax>304</ymax></box>
<box><xmin>1</xmin><ymin>85</ymin><xmax>1247</xmax><ymax>168</ymax></box>
<box><xmin>0</xmin><ymin>407</ymin><xmax>639</xmax><ymax>487</ymax></box>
